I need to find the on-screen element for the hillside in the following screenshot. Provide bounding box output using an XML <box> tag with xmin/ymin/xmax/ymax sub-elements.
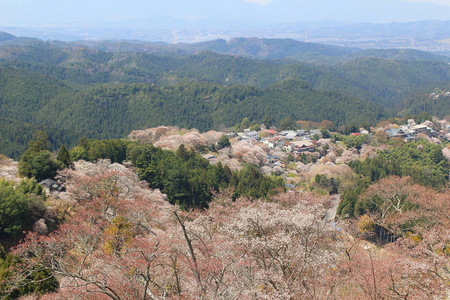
<box><xmin>2</xmin><ymin>40</ymin><xmax>450</xmax><ymax>106</ymax></box>
<box><xmin>0</xmin><ymin>64</ymin><xmax>386</xmax><ymax>158</ymax></box>
<box><xmin>400</xmin><ymin>83</ymin><xmax>450</xmax><ymax>118</ymax></box>
<box><xmin>0</xmin><ymin>32</ymin><xmax>16</xmax><ymax>42</ymax></box>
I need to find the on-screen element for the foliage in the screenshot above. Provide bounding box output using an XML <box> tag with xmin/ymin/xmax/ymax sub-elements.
<box><xmin>18</xmin><ymin>150</ymin><xmax>59</xmax><ymax>181</ymax></box>
<box><xmin>338</xmin><ymin>140</ymin><xmax>448</xmax><ymax>218</ymax></box>
<box><xmin>262</xmin><ymin>114</ymin><xmax>273</xmax><ymax>128</ymax></box>
<box><xmin>320</xmin><ymin>126</ymin><xmax>331</xmax><ymax>138</ymax></box>
<box><xmin>70</xmin><ymin>140</ymin><xmax>283</xmax><ymax>209</ymax></box>
<box><xmin>18</xmin><ymin>131</ymin><xmax>60</xmax><ymax>181</ymax></box>
<box><xmin>56</xmin><ymin>145</ymin><xmax>73</xmax><ymax>169</ymax></box>
<box><xmin>353</xmin><ymin>141</ymin><xmax>448</xmax><ymax>187</ymax></box>
<box><xmin>401</xmin><ymin>83</ymin><xmax>450</xmax><ymax>119</ymax></box>
<box><xmin>357</xmin><ymin>214</ymin><xmax>375</xmax><ymax>234</ymax></box>
<box><xmin>337</xmin><ymin>179</ymin><xmax>367</xmax><ymax>217</ymax></box>
<box><xmin>278</xmin><ymin>116</ymin><xmax>297</xmax><ymax>131</ymax></box>
<box><xmin>313</xmin><ymin>174</ymin><xmax>339</xmax><ymax>195</ymax></box>
<box><xmin>1</xmin><ymin>41</ymin><xmax>450</xmax><ymax>161</ymax></box>
<box><xmin>11</xmin><ymin>186</ymin><xmax>342</xmax><ymax>299</ymax></box>
<box><xmin>0</xmin><ymin>179</ymin><xmax>46</xmax><ymax>240</ymax></box>
<box><xmin>5</xmin><ymin>46</ymin><xmax>435</xmax><ymax>158</ymax></box>
<box><xmin>216</xmin><ymin>135</ymin><xmax>230</xmax><ymax>150</ymax></box>
<box><xmin>10</xmin><ymin>176</ymin><xmax>450</xmax><ymax>299</ymax></box>
<box><xmin>0</xmin><ymin>246</ymin><xmax>58</xmax><ymax>299</ymax></box>
<box><xmin>331</xmin><ymin>133</ymin><xmax>368</xmax><ymax>149</ymax></box>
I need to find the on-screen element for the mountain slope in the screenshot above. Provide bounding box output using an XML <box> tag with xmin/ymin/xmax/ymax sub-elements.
<box><xmin>2</xmin><ymin>41</ymin><xmax>450</xmax><ymax>108</ymax></box>
<box><xmin>0</xmin><ymin>65</ymin><xmax>386</xmax><ymax>158</ymax></box>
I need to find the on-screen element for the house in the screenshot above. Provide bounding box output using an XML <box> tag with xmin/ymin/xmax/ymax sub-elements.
<box><xmin>280</xmin><ymin>130</ymin><xmax>297</xmax><ymax>136</ymax></box>
<box><xmin>221</xmin><ymin>130</ymin><xmax>236</xmax><ymax>137</ymax></box>
<box><xmin>284</xmin><ymin>142</ymin><xmax>294</xmax><ymax>152</ymax></box>
<box><xmin>292</xmin><ymin>140</ymin><xmax>314</xmax><ymax>148</ymax></box>
<box><xmin>385</xmin><ymin>128</ymin><xmax>408</xmax><ymax>138</ymax></box>
<box><xmin>263</xmin><ymin>137</ymin><xmax>279</xmax><ymax>149</ymax></box>
<box><xmin>39</xmin><ymin>178</ymin><xmax>64</xmax><ymax>194</ymax></box>
<box><xmin>297</xmin><ymin>129</ymin><xmax>308</xmax><ymax>137</ymax></box>
<box><xmin>407</xmin><ymin>119</ymin><xmax>416</xmax><ymax>127</ymax></box>
<box><xmin>293</xmin><ymin>144</ymin><xmax>315</xmax><ymax>154</ymax></box>
<box><xmin>284</xmin><ymin>132</ymin><xmax>298</xmax><ymax>140</ymax></box>
<box><xmin>410</xmin><ymin>125</ymin><xmax>438</xmax><ymax>137</ymax></box>
<box><xmin>360</xmin><ymin>128</ymin><xmax>370</xmax><ymax>135</ymax></box>
<box><xmin>241</xmin><ymin>131</ymin><xmax>259</xmax><ymax>140</ymax></box>
<box><xmin>279</xmin><ymin>130</ymin><xmax>297</xmax><ymax>140</ymax></box>
<box><xmin>310</xmin><ymin>129</ymin><xmax>321</xmax><ymax>136</ymax></box>
<box><xmin>261</xmin><ymin>129</ymin><xmax>278</xmax><ymax>137</ymax></box>
<box><xmin>274</xmin><ymin>161</ymin><xmax>285</xmax><ymax>168</ymax></box>
<box><xmin>267</xmin><ymin>155</ymin><xmax>279</xmax><ymax>164</ymax></box>
<box><xmin>285</xmin><ymin>184</ymin><xmax>296</xmax><ymax>190</ymax></box>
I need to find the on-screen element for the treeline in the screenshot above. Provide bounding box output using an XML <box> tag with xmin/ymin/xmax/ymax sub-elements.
<box><xmin>38</xmin><ymin>79</ymin><xmax>383</xmax><ymax>136</ymax></box>
<box><xmin>337</xmin><ymin>140</ymin><xmax>449</xmax><ymax>217</ymax></box>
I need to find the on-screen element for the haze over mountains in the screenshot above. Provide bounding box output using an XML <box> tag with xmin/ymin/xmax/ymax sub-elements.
<box><xmin>2</xmin><ymin>0</ymin><xmax>450</xmax><ymax>53</ymax></box>
<box><xmin>3</xmin><ymin>0</ymin><xmax>450</xmax><ymax>26</ymax></box>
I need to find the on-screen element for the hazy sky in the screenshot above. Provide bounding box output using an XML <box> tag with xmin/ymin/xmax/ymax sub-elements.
<box><xmin>1</xmin><ymin>0</ymin><xmax>450</xmax><ymax>27</ymax></box>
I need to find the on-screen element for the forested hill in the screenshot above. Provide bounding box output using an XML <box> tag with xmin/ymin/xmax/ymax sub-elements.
<box><xmin>2</xmin><ymin>39</ymin><xmax>450</xmax><ymax>107</ymax></box>
<box><xmin>400</xmin><ymin>82</ymin><xmax>450</xmax><ymax>118</ymax></box>
<box><xmin>0</xmin><ymin>32</ymin><xmax>16</xmax><ymax>42</ymax></box>
<box><xmin>0</xmin><ymin>64</ymin><xmax>385</xmax><ymax>158</ymax></box>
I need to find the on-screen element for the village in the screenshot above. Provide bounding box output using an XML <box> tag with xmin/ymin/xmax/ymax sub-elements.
<box><xmin>212</xmin><ymin>117</ymin><xmax>450</xmax><ymax>176</ymax></box>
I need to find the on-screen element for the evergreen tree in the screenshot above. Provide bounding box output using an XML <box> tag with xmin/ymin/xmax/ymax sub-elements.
<box><xmin>279</xmin><ymin>117</ymin><xmax>296</xmax><ymax>131</ymax></box>
<box><xmin>240</xmin><ymin>117</ymin><xmax>251</xmax><ymax>130</ymax></box>
<box><xmin>26</xmin><ymin>131</ymin><xmax>51</xmax><ymax>154</ymax></box>
<box><xmin>262</xmin><ymin>115</ymin><xmax>273</xmax><ymax>128</ymax></box>
<box><xmin>320</xmin><ymin>126</ymin><xmax>331</xmax><ymax>139</ymax></box>
<box><xmin>57</xmin><ymin>145</ymin><xmax>73</xmax><ymax>169</ymax></box>
<box><xmin>217</xmin><ymin>135</ymin><xmax>231</xmax><ymax>149</ymax></box>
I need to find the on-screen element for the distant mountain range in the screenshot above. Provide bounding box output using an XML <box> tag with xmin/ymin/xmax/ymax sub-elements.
<box><xmin>72</xmin><ymin>37</ymin><xmax>450</xmax><ymax>65</ymax></box>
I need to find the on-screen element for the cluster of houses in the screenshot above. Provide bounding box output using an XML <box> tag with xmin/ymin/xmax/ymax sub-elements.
<box><xmin>429</xmin><ymin>91</ymin><xmax>450</xmax><ymax>100</ymax></box>
<box><xmin>383</xmin><ymin>119</ymin><xmax>450</xmax><ymax>141</ymax></box>
<box><xmin>225</xmin><ymin>128</ymin><xmax>323</xmax><ymax>156</ymax></box>
<box><xmin>224</xmin><ymin>118</ymin><xmax>450</xmax><ymax>165</ymax></box>
<box><xmin>218</xmin><ymin>118</ymin><xmax>450</xmax><ymax>176</ymax></box>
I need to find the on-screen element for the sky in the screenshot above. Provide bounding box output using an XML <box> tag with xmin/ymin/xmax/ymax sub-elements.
<box><xmin>1</xmin><ymin>0</ymin><xmax>450</xmax><ymax>28</ymax></box>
